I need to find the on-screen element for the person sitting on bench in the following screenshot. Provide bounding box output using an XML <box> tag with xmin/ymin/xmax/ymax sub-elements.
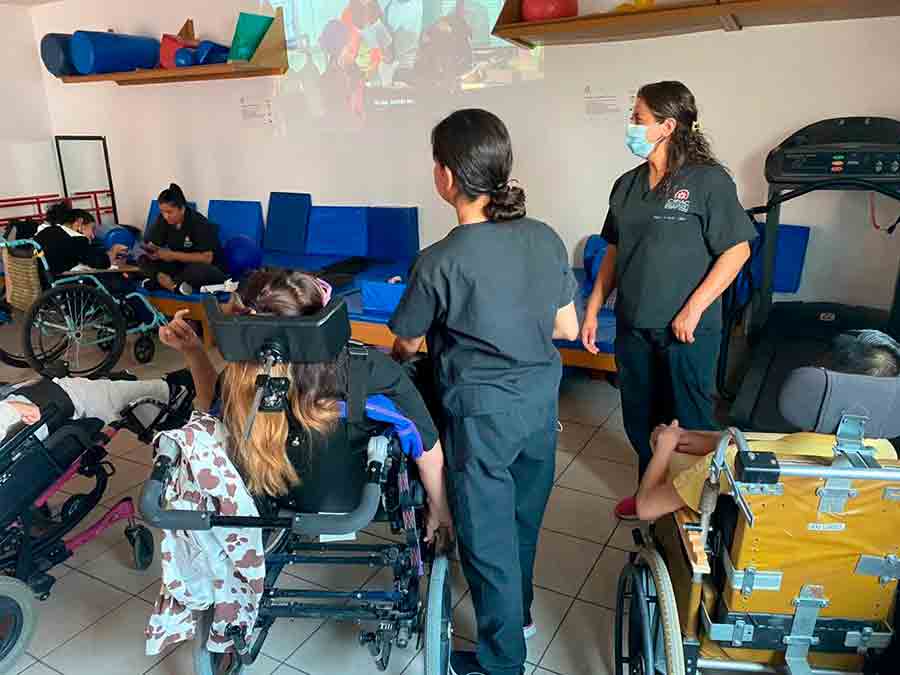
<box><xmin>634</xmin><ymin>330</ymin><xmax>900</xmax><ymax>522</ymax></box>
<box><xmin>140</xmin><ymin>183</ymin><xmax>227</xmax><ymax>295</ymax></box>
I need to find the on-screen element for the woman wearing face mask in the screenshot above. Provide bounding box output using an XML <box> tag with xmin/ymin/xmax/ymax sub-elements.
<box><xmin>581</xmin><ymin>81</ymin><xmax>756</xmax><ymax>520</ymax></box>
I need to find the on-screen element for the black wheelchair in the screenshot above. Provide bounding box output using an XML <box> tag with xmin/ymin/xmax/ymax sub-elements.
<box><xmin>140</xmin><ymin>296</ymin><xmax>453</xmax><ymax>675</ymax></box>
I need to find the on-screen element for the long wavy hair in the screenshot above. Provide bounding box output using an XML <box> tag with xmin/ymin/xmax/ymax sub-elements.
<box><xmin>222</xmin><ymin>271</ymin><xmax>342</xmax><ymax>496</ymax></box>
<box><xmin>638</xmin><ymin>81</ymin><xmax>720</xmax><ymax>196</ymax></box>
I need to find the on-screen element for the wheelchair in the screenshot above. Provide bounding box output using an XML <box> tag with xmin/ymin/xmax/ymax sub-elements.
<box><xmin>0</xmin><ymin>381</ymin><xmax>192</xmax><ymax>672</ymax></box>
<box><xmin>139</xmin><ymin>296</ymin><xmax>453</xmax><ymax>675</ymax></box>
<box><xmin>0</xmin><ymin>236</ymin><xmax>166</xmax><ymax>378</ymax></box>
<box><xmin>615</xmin><ymin>367</ymin><xmax>900</xmax><ymax>675</ymax></box>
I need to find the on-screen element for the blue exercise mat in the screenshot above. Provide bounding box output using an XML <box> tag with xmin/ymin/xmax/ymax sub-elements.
<box><xmin>208</xmin><ymin>200</ymin><xmax>265</xmax><ymax>247</ymax></box>
<box><xmin>264</xmin><ymin>192</ymin><xmax>312</xmax><ymax>254</ymax></box>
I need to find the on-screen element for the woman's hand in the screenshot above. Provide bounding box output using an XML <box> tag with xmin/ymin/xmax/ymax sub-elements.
<box><xmin>107</xmin><ymin>244</ymin><xmax>128</xmax><ymax>265</ymax></box>
<box><xmin>672</xmin><ymin>303</ymin><xmax>703</xmax><ymax>344</ymax></box>
<box><xmin>159</xmin><ymin>309</ymin><xmax>202</xmax><ymax>353</ymax></box>
<box><xmin>425</xmin><ymin>495</ymin><xmax>455</xmax><ymax>554</ymax></box>
<box><xmin>155</xmin><ymin>247</ymin><xmax>176</xmax><ymax>262</ymax></box>
<box><xmin>581</xmin><ymin>315</ymin><xmax>599</xmax><ymax>354</ymax></box>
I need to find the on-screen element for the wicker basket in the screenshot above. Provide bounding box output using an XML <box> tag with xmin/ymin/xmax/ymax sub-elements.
<box><xmin>2</xmin><ymin>248</ymin><xmax>44</xmax><ymax>313</ymax></box>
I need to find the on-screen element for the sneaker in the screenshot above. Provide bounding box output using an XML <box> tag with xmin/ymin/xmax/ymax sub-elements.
<box><xmin>615</xmin><ymin>495</ymin><xmax>639</xmax><ymax>521</ymax></box>
<box><xmin>450</xmin><ymin>651</ymin><xmax>486</xmax><ymax>675</ymax></box>
<box><xmin>523</xmin><ymin>622</ymin><xmax>536</xmax><ymax>640</ymax></box>
<box><xmin>178</xmin><ymin>282</ymin><xmax>194</xmax><ymax>296</ymax></box>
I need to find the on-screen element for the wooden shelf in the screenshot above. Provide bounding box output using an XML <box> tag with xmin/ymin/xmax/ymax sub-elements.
<box><xmin>493</xmin><ymin>0</ymin><xmax>900</xmax><ymax>48</ymax></box>
<box><xmin>61</xmin><ymin>8</ymin><xmax>288</xmax><ymax>86</ymax></box>
<box><xmin>62</xmin><ymin>62</ymin><xmax>286</xmax><ymax>86</ymax></box>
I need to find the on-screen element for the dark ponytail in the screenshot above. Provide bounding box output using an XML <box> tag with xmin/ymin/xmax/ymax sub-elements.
<box><xmin>431</xmin><ymin>108</ymin><xmax>526</xmax><ymax>222</ymax></box>
<box><xmin>158</xmin><ymin>183</ymin><xmax>188</xmax><ymax>209</ymax></box>
<box><xmin>638</xmin><ymin>81</ymin><xmax>720</xmax><ymax>196</ymax></box>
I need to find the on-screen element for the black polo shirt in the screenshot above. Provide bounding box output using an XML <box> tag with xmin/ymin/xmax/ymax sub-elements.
<box><xmin>389</xmin><ymin>217</ymin><xmax>578</xmax><ymax>417</ymax></box>
<box><xmin>602</xmin><ymin>163</ymin><xmax>757</xmax><ymax>333</ymax></box>
<box><xmin>147</xmin><ymin>207</ymin><xmax>224</xmax><ymax>268</ymax></box>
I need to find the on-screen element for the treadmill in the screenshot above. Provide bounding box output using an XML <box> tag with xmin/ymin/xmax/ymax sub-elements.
<box><xmin>730</xmin><ymin>116</ymin><xmax>900</xmax><ymax>432</ymax></box>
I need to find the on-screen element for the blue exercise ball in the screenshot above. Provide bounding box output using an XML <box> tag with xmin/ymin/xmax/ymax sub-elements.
<box><xmin>103</xmin><ymin>227</ymin><xmax>137</xmax><ymax>252</ymax></box>
<box><xmin>224</xmin><ymin>236</ymin><xmax>263</xmax><ymax>279</ymax></box>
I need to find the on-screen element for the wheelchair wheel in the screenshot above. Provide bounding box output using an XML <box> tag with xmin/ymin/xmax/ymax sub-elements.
<box><xmin>133</xmin><ymin>335</ymin><xmax>155</xmax><ymax>365</ymax></box>
<box><xmin>615</xmin><ymin>547</ymin><xmax>684</xmax><ymax>675</ymax></box>
<box><xmin>126</xmin><ymin>525</ymin><xmax>154</xmax><ymax>571</ymax></box>
<box><xmin>24</xmin><ymin>284</ymin><xmax>126</xmax><ymax>378</ymax></box>
<box><xmin>0</xmin><ymin>304</ymin><xmax>34</xmax><ymax>370</ymax></box>
<box><xmin>424</xmin><ymin>554</ymin><xmax>452</xmax><ymax>675</ymax></box>
<box><xmin>0</xmin><ymin>577</ymin><xmax>36</xmax><ymax>673</ymax></box>
<box><xmin>193</xmin><ymin>608</ymin><xmax>244</xmax><ymax>675</ymax></box>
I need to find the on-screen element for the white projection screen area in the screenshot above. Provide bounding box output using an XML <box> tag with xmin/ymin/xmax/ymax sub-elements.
<box><xmin>264</xmin><ymin>0</ymin><xmax>544</xmax><ymax>124</ymax></box>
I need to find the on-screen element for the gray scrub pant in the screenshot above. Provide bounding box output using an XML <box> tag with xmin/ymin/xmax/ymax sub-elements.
<box><xmin>443</xmin><ymin>401</ymin><xmax>558</xmax><ymax>675</ymax></box>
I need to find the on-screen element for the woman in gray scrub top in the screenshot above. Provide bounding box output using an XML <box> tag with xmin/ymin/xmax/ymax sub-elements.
<box><xmin>581</xmin><ymin>81</ymin><xmax>757</xmax><ymax>520</ymax></box>
<box><xmin>390</xmin><ymin>109</ymin><xmax>580</xmax><ymax>675</ymax></box>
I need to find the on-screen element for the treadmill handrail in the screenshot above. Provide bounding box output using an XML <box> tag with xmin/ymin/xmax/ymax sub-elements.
<box><xmin>751</xmin><ymin>178</ymin><xmax>900</xmax><ymax>217</ymax></box>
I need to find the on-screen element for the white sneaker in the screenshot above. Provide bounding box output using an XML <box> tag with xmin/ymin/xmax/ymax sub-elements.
<box><xmin>524</xmin><ymin>622</ymin><xmax>536</xmax><ymax>640</ymax></box>
<box><xmin>178</xmin><ymin>282</ymin><xmax>194</xmax><ymax>296</ymax></box>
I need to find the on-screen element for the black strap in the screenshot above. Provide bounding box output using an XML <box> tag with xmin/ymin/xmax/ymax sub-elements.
<box><xmin>346</xmin><ymin>341</ymin><xmax>368</xmax><ymax>425</ymax></box>
<box><xmin>12</xmin><ymin>378</ymin><xmax>75</xmax><ymax>432</ymax></box>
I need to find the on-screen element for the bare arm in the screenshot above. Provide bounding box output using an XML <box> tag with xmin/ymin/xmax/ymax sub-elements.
<box><xmin>158</xmin><ymin>310</ymin><xmax>218</xmax><ymax>411</ymax></box>
<box><xmin>161</xmin><ymin>249</ymin><xmax>215</xmax><ymax>265</ymax></box>
<box><xmin>414</xmin><ymin>441</ymin><xmax>454</xmax><ymax>546</ymax></box>
<box><xmin>581</xmin><ymin>245</ymin><xmax>617</xmax><ymax>354</ymax></box>
<box><xmin>553</xmin><ymin>302</ymin><xmax>579</xmax><ymax>341</ymax></box>
<box><xmin>391</xmin><ymin>335</ymin><xmax>425</xmax><ymax>363</ymax></box>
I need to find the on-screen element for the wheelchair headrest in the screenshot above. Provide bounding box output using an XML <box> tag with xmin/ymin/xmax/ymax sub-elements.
<box><xmin>779</xmin><ymin>367</ymin><xmax>900</xmax><ymax>438</ymax></box>
<box><xmin>203</xmin><ymin>295</ymin><xmax>351</xmax><ymax>364</ymax></box>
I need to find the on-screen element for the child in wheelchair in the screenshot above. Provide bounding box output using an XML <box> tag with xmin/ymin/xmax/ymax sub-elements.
<box><xmin>142</xmin><ymin>270</ymin><xmax>454</xmax><ymax>674</ymax></box>
<box><xmin>633</xmin><ymin>329</ymin><xmax>900</xmax><ymax>522</ymax></box>
<box><xmin>0</xmin><ymin>368</ymin><xmax>197</xmax><ymax>671</ymax></box>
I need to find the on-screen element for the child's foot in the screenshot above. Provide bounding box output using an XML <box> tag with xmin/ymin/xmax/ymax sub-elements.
<box><xmin>157</xmin><ymin>273</ymin><xmax>177</xmax><ymax>292</ymax></box>
<box><xmin>615</xmin><ymin>495</ymin><xmax>639</xmax><ymax>521</ymax></box>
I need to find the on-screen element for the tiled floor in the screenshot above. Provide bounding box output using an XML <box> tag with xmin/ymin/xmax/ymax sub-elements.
<box><xmin>1</xmin><ymin>333</ymin><xmax>638</xmax><ymax>675</ymax></box>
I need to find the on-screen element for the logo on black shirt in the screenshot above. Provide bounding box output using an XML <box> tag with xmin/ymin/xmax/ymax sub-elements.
<box><xmin>665</xmin><ymin>188</ymin><xmax>691</xmax><ymax>213</ymax></box>
<box><xmin>183</xmin><ymin>236</ymin><xmax>193</xmax><ymax>249</ymax></box>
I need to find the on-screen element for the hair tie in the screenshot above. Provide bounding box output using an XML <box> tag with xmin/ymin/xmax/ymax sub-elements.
<box><xmin>691</xmin><ymin>120</ymin><xmax>702</xmax><ymax>133</ymax></box>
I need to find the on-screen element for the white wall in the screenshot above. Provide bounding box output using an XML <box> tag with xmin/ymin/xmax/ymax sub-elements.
<box><xmin>27</xmin><ymin>1</ymin><xmax>900</xmax><ymax>308</ymax></box>
<box><xmin>0</xmin><ymin>3</ymin><xmax>58</xmax><ymax>202</ymax></box>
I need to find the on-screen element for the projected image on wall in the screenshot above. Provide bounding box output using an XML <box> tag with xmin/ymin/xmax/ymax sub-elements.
<box><xmin>265</xmin><ymin>0</ymin><xmax>543</xmax><ymax>122</ymax></box>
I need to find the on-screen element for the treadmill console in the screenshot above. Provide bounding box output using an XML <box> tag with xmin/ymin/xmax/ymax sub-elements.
<box><xmin>766</xmin><ymin>117</ymin><xmax>900</xmax><ymax>185</ymax></box>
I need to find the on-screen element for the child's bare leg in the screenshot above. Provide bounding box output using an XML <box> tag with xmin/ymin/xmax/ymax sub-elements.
<box><xmin>54</xmin><ymin>378</ymin><xmax>170</xmax><ymax>424</ymax></box>
<box><xmin>635</xmin><ymin>422</ymin><xmax>688</xmax><ymax>521</ymax></box>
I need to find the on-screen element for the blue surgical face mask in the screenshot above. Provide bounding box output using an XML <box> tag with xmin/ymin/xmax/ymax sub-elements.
<box><xmin>626</xmin><ymin>123</ymin><xmax>658</xmax><ymax>159</ymax></box>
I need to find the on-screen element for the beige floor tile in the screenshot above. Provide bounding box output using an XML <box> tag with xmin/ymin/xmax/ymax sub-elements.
<box><xmin>285</xmin><ymin>618</ymin><xmax>419</xmax><ymax>675</ymax></box>
<box><xmin>539</xmin><ymin>600</ymin><xmax>615</xmax><ymax>675</ymax></box>
<box><xmin>558</xmin><ymin>374</ymin><xmax>620</xmax><ymax>427</ymax></box>
<box><xmin>578</xmin><ymin>548</ymin><xmax>632</xmax><ymax>609</ymax></box>
<box><xmin>29</xmin><ymin>570</ymin><xmax>131</xmax><ymax>658</ymax></box>
<box><xmin>605</xmin><ymin>521</ymin><xmax>644</xmax><ymax>553</ymax></box>
<box><xmin>533</xmin><ymin>529</ymin><xmax>603</xmax><ymax>597</ymax></box>
<box><xmin>602</xmin><ymin>406</ymin><xmax>626</xmax><ymax>433</ymax></box>
<box><xmin>452</xmin><ymin>585</ymin><xmax>573</xmax><ymax>666</ymax></box>
<box><xmin>362</xmin><ymin>520</ymin><xmax>405</xmax><ymax>544</ymax></box>
<box><xmin>17</xmin><ymin>664</ymin><xmax>63</xmax><ymax>675</ymax></box>
<box><xmin>10</xmin><ymin>653</ymin><xmax>36</xmax><ymax>674</ymax></box>
<box><xmin>554</xmin><ymin>450</ymin><xmax>576</xmax><ymax>481</ymax></box>
<box><xmin>146</xmin><ymin>643</ymin><xmax>281</xmax><ymax>675</ymax></box>
<box><xmin>79</xmin><ymin>537</ymin><xmax>161</xmax><ymax>594</ymax></box>
<box><xmin>254</xmin><ymin>573</ymin><xmax>329</xmax><ymax>661</ymax></box>
<box><xmin>43</xmin><ymin>596</ymin><xmax>166</xmax><ymax>674</ymax></box>
<box><xmin>556</xmin><ymin>422</ymin><xmax>596</xmax><ymax>453</ymax></box>
<box><xmin>271</xmin><ymin>665</ymin><xmax>308</xmax><ymax>675</ymax></box>
<box><xmin>541</xmin><ymin>488</ymin><xmax>617</xmax><ymax>544</ymax></box>
<box><xmin>400</xmin><ymin>636</ymin><xmax>475</xmax><ymax>675</ymax></box>
<box><xmin>557</xmin><ymin>456</ymin><xmax>636</xmax><ymax>501</ymax></box>
<box><xmin>580</xmin><ymin>429</ymin><xmax>637</xmax><ymax>466</ymax></box>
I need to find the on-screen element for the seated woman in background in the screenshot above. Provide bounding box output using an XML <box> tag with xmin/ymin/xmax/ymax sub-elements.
<box><xmin>633</xmin><ymin>329</ymin><xmax>900</xmax><ymax>522</ymax></box>
<box><xmin>140</xmin><ymin>183</ymin><xmax>227</xmax><ymax>295</ymax></box>
<box><xmin>158</xmin><ymin>269</ymin><xmax>453</xmax><ymax>540</ymax></box>
<box><xmin>34</xmin><ymin>202</ymin><xmax>127</xmax><ymax>277</ymax></box>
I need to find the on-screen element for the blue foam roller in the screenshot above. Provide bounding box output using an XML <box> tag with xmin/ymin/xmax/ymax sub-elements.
<box><xmin>196</xmin><ymin>40</ymin><xmax>230</xmax><ymax>65</ymax></box>
<box><xmin>175</xmin><ymin>47</ymin><xmax>197</xmax><ymax>67</ymax></box>
<box><xmin>70</xmin><ymin>30</ymin><xmax>160</xmax><ymax>75</ymax></box>
<box><xmin>41</xmin><ymin>33</ymin><xmax>75</xmax><ymax>77</ymax></box>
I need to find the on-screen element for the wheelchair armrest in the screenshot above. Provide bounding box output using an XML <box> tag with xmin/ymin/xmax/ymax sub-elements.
<box><xmin>139</xmin><ymin>456</ymin><xmax>214</xmax><ymax>531</ymax></box>
<box><xmin>45</xmin><ymin>419</ymin><xmax>106</xmax><ymax>453</ymax></box>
